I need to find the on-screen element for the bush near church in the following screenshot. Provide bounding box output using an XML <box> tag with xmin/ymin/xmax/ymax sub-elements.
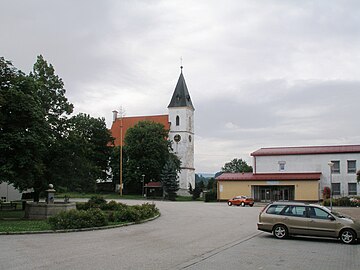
<box><xmin>48</xmin><ymin>196</ymin><xmax>159</xmax><ymax>230</ymax></box>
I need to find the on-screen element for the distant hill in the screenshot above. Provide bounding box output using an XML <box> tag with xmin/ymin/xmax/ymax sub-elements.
<box><xmin>195</xmin><ymin>173</ymin><xmax>217</xmax><ymax>185</ymax></box>
<box><xmin>197</xmin><ymin>173</ymin><xmax>215</xmax><ymax>178</ymax></box>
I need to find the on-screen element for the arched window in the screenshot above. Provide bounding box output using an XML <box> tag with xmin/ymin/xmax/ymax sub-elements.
<box><xmin>176</xmin><ymin>115</ymin><xmax>180</xmax><ymax>126</ymax></box>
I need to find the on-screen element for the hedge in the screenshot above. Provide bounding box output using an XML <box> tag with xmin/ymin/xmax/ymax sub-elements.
<box><xmin>323</xmin><ymin>197</ymin><xmax>360</xmax><ymax>207</ymax></box>
<box><xmin>49</xmin><ymin>197</ymin><xmax>159</xmax><ymax>230</ymax></box>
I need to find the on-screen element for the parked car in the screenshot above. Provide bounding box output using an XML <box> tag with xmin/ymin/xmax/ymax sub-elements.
<box><xmin>227</xmin><ymin>196</ymin><xmax>254</xmax><ymax>207</ymax></box>
<box><xmin>257</xmin><ymin>201</ymin><xmax>360</xmax><ymax>244</ymax></box>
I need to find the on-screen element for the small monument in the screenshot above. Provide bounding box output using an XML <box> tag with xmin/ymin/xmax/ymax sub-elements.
<box><xmin>46</xmin><ymin>184</ymin><xmax>56</xmax><ymax>204</ymax></box>
<box><xmin>25</xmin><ymin>184</ymin><xmax>76</xmax><ymax>220</ymax></box>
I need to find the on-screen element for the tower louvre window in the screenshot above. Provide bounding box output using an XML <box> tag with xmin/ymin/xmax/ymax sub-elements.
<box><xmin>176</xmin><ymin>116</ymin><xmax>180</xmax><ymax>126</ymax></box>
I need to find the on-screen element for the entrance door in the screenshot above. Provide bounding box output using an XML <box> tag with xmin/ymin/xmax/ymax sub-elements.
<box><xmin>265</xmin><ymin>189</ymin><xmax>271</xmax><ymax>201</ymax></box>
<box><xmin>283</xmin><ymin>188</ymin><xmax>289</xmax><ymax>201</ymax></box>
<box><xmin>260</xmin><ymin>189</ymin><xmax>271</xmax><ymax>202</ymax></box>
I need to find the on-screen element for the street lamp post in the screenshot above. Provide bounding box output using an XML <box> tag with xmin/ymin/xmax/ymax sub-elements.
<box><xmin>142</xmin><ymin>174</ymin><xmax>145</xmax><ymax>197</ymax></box>
<box><xmin>328</xmin><ymin>162</ymin><xmax>334</xmax><ymax>211</ymax></box>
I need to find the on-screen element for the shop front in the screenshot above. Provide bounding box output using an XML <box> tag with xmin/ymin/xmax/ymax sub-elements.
<box><xmin>217</xmin><ymin>172</ymin><xmax>321</xmax><ymax>202</ymax></box>
<box><xmin>253</xmin><ymin>185</ymin><xmax>294</xmax><ymax>202</ymax></box>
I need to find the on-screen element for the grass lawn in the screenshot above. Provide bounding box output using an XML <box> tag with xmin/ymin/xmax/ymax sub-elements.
<box><xmin>0</xmin><ymin>210</ymin><xmax>52</xmax><ymax>233</ymax></box>
<box><xmin>0</xmin><ymin>219</ymin><xmax>52</xmax><ymax>233</ymax></box>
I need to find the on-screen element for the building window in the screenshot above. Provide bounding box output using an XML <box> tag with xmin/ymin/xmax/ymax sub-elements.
<box><xmin>332</xmin><ymin>183</ymin><xmax>341</xmax><ymax>196</ymax></box>
<box><xmin>176</xmin><ymin>116</ymin><xmax>180</xmax><ymax>126</ymax></box>
<box><xmin>278</xmin><ymin>161</ymin><xmax>286</xmax><ymax>171</ymax></box>
<box><xmin>331</xmin><ymin>160</ymin><xmax>340</xmax><ymax>174</ymax></box>
<box><xmin>348</xmin><ymin>183</ymin><xmax>357</xmax><ymax>196</ymax></box>
<box><xmin>347</xmin><ymin>160</ymin><xmax>356</xmax><ymax>174</ymax></box>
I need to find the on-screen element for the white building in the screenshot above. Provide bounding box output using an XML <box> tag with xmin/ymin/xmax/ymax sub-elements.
<box><xmin>217</xmin><ymin>145</ymin><xmax>359</xmax><ymax>202</ymax></box>
<box><xmin>251</xmin><ymin>145</ymin><xmax>360</xmax><ymax>199</ymax></box>
<box><xmin>0</xmin><ymin>182</ymin><xmax>22</xmax><ymax>202</ymax></box>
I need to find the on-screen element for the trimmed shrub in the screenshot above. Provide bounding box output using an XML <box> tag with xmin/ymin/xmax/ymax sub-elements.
<box><xmin>323</xmin><ymin>196</ymin><xmax>360</xmax><ymax>207</ymax></box>
<box><xmin>110</xmin><ymin>203</ymin><xmax>159</xmax><ymax>223</ymax></box>
<box><xmin>87</xmin><ymin>196</ymin><xmax>107</xmax><ymax>207</ymax></box>
<box><xmin>204</xmin><ymin>191</ymin><xmax>217</xmax><ymax>202</ymax></box>
<box><xmin>76</xmin><ymin>202</ymin><xmax>88</xmax><ymax>210</ymax></box>
<box><xmin>76</xmin><ymin>196</ymin><xmax>108</xmax><ymax>210</ymax></box>
<box><xmin>101</xmin><ymin>200</ymin><xmax>127</xmax><ymax>211</ymax></box>
<box><xmin>48</xmin><ymin>208</ymin><xmax>108</xmax><ymax>230</ymax></box>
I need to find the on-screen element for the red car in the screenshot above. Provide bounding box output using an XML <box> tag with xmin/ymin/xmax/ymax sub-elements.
<box><xmin>227</xmin><ymin>196</ymin><xmax>254</xmax><ymax>207</ymax></box>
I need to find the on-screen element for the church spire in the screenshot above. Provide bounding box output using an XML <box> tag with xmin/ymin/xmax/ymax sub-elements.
<box><xmin>168</xmin><ymin>67</ymin><xmax>195</xmax><ymax>110</ymax></box>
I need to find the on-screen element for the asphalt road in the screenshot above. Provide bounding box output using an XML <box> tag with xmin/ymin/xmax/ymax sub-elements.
<box><xmin>0</xmin><ymin>200</ymin><xmax>359</xmax><ymax>270</ymax></box>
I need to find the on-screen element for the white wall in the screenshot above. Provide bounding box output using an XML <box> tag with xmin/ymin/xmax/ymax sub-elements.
<box><xmin>0</xmin><ymin>182</ymin><xmax>22</xmax><ymax>201</ymax></box>
<box><xmin>168</xmin><ymin>107</ymin><xmax>195</xmax><ymax>190</ymax></box>
<box><xmin>253</xmin><ymin>153</ymin><xmax>360</xmax><ymax>196</ymax></box>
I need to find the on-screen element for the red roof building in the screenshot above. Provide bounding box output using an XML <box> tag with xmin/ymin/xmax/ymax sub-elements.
<box><xmin>110</xmin><ymin>114</ymin><xmax>170</xmax><ymax>146</ymax></box>
<box><xmin>217</xmin><ymin>145</ymin><xmax>360</xmax><ymax>202</ymax></box>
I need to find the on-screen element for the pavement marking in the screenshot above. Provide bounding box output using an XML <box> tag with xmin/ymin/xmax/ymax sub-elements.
<box><xmin>174</xmin><ymin>231</ymin><xmax>264</xmax><ymax>270</ymax></box>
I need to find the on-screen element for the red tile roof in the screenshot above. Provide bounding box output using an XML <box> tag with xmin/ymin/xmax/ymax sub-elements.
<box><xmin>110</xmin><ymin>114</ymin><xmax>170</xmax><ymax>146</ymax></box>
<box><xmin>217</xmin><ymin>172</ymin><xmax>322</xmax><ymax>181</ymax></box>
<box><xmin>144</xmin><ymin>182</ymin><xmax>162</xmax><ymax>188</ymax></box>
<box><xmin>251</xmin><ymin>145</ymin><xmax>360</xmax><ymax>156</ymax></box>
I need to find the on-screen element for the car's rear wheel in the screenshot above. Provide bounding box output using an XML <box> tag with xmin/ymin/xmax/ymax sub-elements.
<box><xmin>273</xmin><ymin>224</ymin><xmax>288</xmax><ymax>239</ymax></box>
<box><xmin>241</xmin><ymin>202</ymin><xmax>245</xmax><ymax>207</ymax></box>
<box><xmin>249</xmin><ymin>204</ymin><xmax>254</xmax><ymax>207</ymax></box>
<box><xmin>227</xmin><ymin>201</ymin><xmax>232</xmax><ymax>206</ymax></box>
<box><xmin>340</xmin><ymin>229</ymin><xmax>356</xmax><ymax>244</ymax></box>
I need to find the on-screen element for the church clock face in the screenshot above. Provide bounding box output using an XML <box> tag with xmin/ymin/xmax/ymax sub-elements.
<box><xmin>174</xmin><ymin>134</ymin><xmax>181</xmax><ymax>142</ymax></box>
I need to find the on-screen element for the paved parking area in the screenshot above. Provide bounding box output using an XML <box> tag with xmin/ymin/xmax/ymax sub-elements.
<box><xmin>0</xmin><ymin>200</ymin><xmax>359</xmax><ymax>270</ymax></box>
<box><xmin>183</xmin><ymin>232</ymin><xmax>360</xmax><ymax>270</ymax></box>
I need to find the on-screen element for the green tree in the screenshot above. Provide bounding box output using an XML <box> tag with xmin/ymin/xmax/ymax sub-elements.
<box><xmin>30</xmin><ymin>55</ymin><xmax>73</xmax><ymax>129</ymax></box>
<box><xmin>0</xmin><ymin>57</ymin><xmax>48</xmax><ymax>200</ymax></box>
<box><xmin>49</xmin><ymin>114</ymin><xmax>113</xmax><ymax>192</ymax></box>
<box><xmin>221</xmin><ymin>158</ymin><xmax>253</xmax><ymax>173</ymax></box>
<box><xmin>123</xmin><ymin>121</ymin><xmax>177</xmax><ymax>194</ymax></box>
<box><xmin>160</xmin><ymin>157</ymin><xmax>180</xmax><ymax>200</ymax></box>
<box><xmin>1</xmin><ymin>56</ymin><xmax>113</xmax><ymax>199</ymax></box>
<box><xmin>31</xmin><ymin>55</ymin><xmax>73</xmax><ymax>200</ymax></box>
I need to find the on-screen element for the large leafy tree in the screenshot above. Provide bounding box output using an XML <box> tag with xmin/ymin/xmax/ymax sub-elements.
<box><xmin>49</xmin><ymin>114</ymin><xmax>113</xmax><ymax>192</ymax></box>
<box><xmin>221</xmin><ymin>158</ymin><xmax>253</xmax><ymax>173</ymax></box>
<box><xmin>31</xmin><ymin>55</ymin><xmax>74</xmax><ymax>200</ymax></box>
<box><xmin>123</xmin><ymin>121</ymin><xmax>179</xmax><ymax>194</ymax></box>
<box><xmin>1</xmin><ymin>56</ymin><xmax>113</xmax><ymax>199</ymax></box>
<box><xmin>0</xmin><ymin>57</ymin><xmax>48</xmax><ymax>199</ymax></box>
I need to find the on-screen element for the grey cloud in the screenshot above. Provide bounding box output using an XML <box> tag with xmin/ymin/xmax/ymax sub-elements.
<box><xmin>1</xmin><ymin>0</ymin><xmax>360</xmax><ymax>172</ymax></box>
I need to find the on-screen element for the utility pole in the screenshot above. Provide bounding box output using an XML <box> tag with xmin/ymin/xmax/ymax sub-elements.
<box><xmin>119</xmin><ymin>107</ymin><xmax>125</xmax><ymax>196</ymax></box>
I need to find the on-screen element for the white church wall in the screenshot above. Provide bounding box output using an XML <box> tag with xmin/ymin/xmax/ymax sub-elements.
<box><xmin>168</xmin><ymin>107</ymin><xmax>195</xmax><ymax>192</ymax></box>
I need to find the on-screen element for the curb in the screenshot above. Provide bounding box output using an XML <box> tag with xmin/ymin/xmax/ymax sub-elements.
<box><xmin>0</xmin><ymin>213</ymin><xmax>160</xmax><ymax>235</ymax></box>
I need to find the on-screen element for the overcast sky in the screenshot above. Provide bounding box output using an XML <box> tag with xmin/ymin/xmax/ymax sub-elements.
<box><xmin>1</xmin><ymin>0</ymin><xmax>360</xmax><ymax>173</ymax></box>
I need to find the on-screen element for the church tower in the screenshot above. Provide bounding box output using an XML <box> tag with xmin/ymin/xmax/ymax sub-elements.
<box><xmin>168</xmin><ymin>67</ymin><xmax>195</xmax><ymax>194</ymax></box>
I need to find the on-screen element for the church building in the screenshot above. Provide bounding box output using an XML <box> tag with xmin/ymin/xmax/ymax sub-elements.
<box><xmin>110</xmin><ymin>67</ymin><xmax>195</xmax><ymax>194</ymax></box>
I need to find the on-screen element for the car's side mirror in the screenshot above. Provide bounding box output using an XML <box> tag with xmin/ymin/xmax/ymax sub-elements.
<box><xmin>328</xmin><ymin>215</ymin><xmax>336</xmax><ymax>221</ymax></box>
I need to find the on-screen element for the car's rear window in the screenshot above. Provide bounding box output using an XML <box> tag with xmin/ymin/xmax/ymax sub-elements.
<box><xmin>266</xmin><ymin>205</ymin><xmax>286</xmax><ymax>215</ymax></box>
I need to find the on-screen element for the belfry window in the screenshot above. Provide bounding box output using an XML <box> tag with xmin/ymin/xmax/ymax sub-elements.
<box><xmin>176</xmin><ymin>116</ymin><xmax>180</xmax><ymax>126</ymax></box>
